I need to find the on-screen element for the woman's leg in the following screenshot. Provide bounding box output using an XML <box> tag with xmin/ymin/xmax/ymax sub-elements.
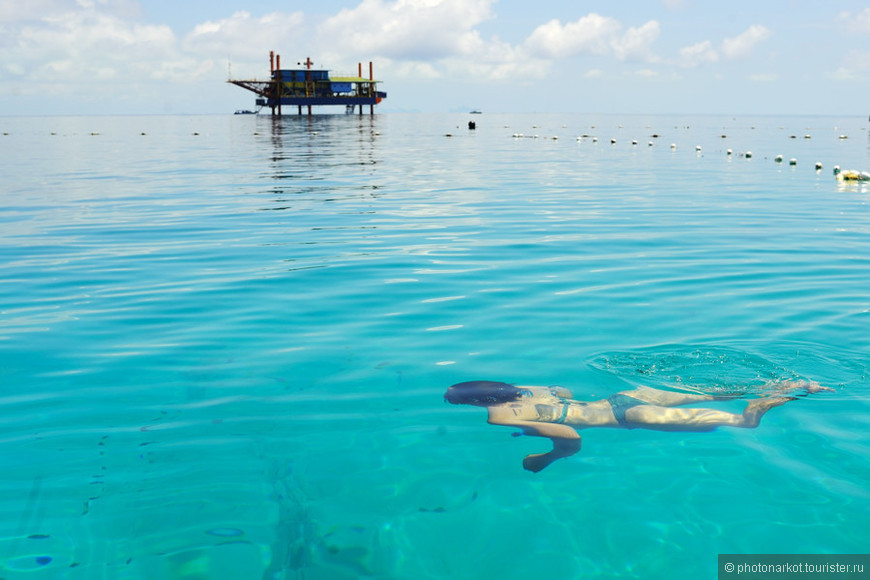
<box><xmin>623</xmin><ymin>396</ymin><xmax>794</xmax><ymax>431</ymax></box>
<box><xmin>623</xmin><ymin>380</ymin><xmax>830</xmax><ymax>408</ymax></box>
<box><xmin>619</xmin><ymin>385</ymin><xmax>724</xmax><ymax>407</ymax></box>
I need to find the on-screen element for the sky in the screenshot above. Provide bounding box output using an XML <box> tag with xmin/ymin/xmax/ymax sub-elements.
<box><xmin>1</xmin><ymin>0</ymin><xmax>869</xmax><ymax>115</ymax></box>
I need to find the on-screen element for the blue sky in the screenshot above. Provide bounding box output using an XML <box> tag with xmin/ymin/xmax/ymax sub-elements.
<box><xmin>1</xmin><ymin>0</ymin><xmax>869</xmax><ymax>115</ymax></box>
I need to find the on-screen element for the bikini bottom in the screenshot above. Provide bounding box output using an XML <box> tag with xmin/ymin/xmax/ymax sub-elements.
<box><xmin>607</xmin><ymin>393</ymin><xmax>646</xmax><ymax>429</ymax></box>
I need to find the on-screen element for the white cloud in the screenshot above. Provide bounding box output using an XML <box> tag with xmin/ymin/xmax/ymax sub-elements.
<box><xmin>0</xmin><ymin>1</ymin><xmax>217</xmax><ymax>106</ymax></box>
<box><xmin>0</xmin><ymin>2</ymin><xmax>822</xmax><ymax>114</ymax></box>
<box><xmin>677</xmin><ymin>25</ymin><xmax>770</xmax><ymax>67</ymax></box>
<box><xmin>854</xmin><ymin>8</ymin><xmax>870</xmax><ymax>33</ymax></box>
<box><xmin>679</xmin><ymin>40</ymin><xmax>718</xmax><ymax>67</ymax></box>
<box><xmin>832</xmin><ymin>49</ymin><xmax>870</xmax><ymax>80</ymax></box>
<box><xmin>0</xmin><ymin>3</ymin><xmax>308</xmax><ymax>103</ymax></box>
<box><xmin>315</xmin><ymin>0</ymin><xmax>554</xmax><ymax>84</ymax></box>
<box><xmin>831</xmin><ymin>66</ymin><xmax>856</xmax><ymax>81</ymax></box>
<box><xmin>390</xmin><ymin>60</ymin><xmax>441</xmax><ymax>79</ymax></box>
<box><xmin>721</xmin><ymin>25</ymin><xmax>771</xmax><ymax>59</ymax></box>
<box><xmin>524</xmin><ymin>13</ymin><xmax>622</xmax><ymax>59</ymax></box>
<box><xmin>318</xmin><ymin>0</ymin><xmax>496</xmax><ymax>61</ymax></box>
<box><xmin>12</xmin><ymin>9</ymin><xmax>179</xmax><ymax>76</ymax></box>
<box><xmin>524</xmin><ymin>13</ymin><xmax>660</xmax><ymax>63</ymax></box>
<box><xmin>837</xmin><ymin>8</ymin><xmax>870</xmax><ymax>34</ymax></box>
<box><xmin>460</xmin><ymin>57</ymin><xmax>548</xmax><ymax>82</ymax></box>
<box><xmin>0</xmin><ymin>0</ymin><xmax>141</xmax><ymax>22</ymax></box>
<box><xmin>0</xmin><ymin>1</ymin><xmax>71</xmax><ymax>22</ymax></box>
<box><xmin>183</xmin><ymin>11</ymin><xmax>305</xmax><ymax>60</ymax></box>
<box><xmin>612</xmin><ymin>20</ymin><xmax>661</xmax><ymax>62</ymax></box>
<box><xmin>748</xmin><ymin>72</ymin><xmax>778</xmax><ymax>82</ymax></box>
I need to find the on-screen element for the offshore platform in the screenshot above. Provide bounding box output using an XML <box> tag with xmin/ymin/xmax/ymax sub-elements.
<box><xmin>228</xmin><ymin>52</ymin><xmax>386</xmax><ymax>115</ymax></box>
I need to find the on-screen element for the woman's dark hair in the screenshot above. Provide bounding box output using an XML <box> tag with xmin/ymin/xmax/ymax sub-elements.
<box><xmin>444</xmin><ymin>381</ymin><xmax>522</xmax><ymax>407</ymax></box>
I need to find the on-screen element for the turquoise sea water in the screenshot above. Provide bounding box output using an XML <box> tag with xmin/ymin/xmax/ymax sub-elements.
<box><xmin>1</xmin><ymin>113</ymin><xmax>869</xmax><ymax>579</ymax></box>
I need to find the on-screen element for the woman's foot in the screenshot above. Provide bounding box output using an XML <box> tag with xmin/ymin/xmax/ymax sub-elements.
<box><xmin>768</xmin><ymin>379</ymin><xmax>834</xmax><ymax>395</ymax></box>
<box><xmin>742</xmin><ymin>396</ymin><xmax>795</xmax><ymax>427</ymax></box>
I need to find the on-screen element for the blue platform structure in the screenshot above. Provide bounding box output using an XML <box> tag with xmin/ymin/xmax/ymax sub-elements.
<box><xmin>228</xmin><ymin>53</ymin><xmax>386</xmax><ymax>116</ymax></box>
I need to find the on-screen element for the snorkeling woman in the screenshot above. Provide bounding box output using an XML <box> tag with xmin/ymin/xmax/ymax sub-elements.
<box><xmin>444</xmin><ymin>380</ymin><xmax>831</xmax><ymax>472</ymax></box>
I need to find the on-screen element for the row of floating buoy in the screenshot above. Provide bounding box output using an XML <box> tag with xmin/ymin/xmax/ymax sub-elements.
<box><xmin>1</xmin><ymin>131</ymin><xmax>208</xmax><ymax>136</ymax></box>
<box><xmin>3</xmin><ymin>129</ymin><xmax>382</xmax><ymax>138</ymax></box>
<box><xmin>769</xmin><ymin>154</ymin><xmax>821</xmax><ymax>168</ymax></box>
<box><xmin>510</xmin><ymin>133</ymin><xmax>562</xmax><ymax>140</ymax></box>
<box><xmin>784</xmin><ymin>134</ymin><xmax>848</xmax><ymax>139</ymax></box>
<box><xmin>551</xmin><ymin>135</ymin><xmax>822</xmax><ymax>168</ymax></box>
<box><xmin>508</xmin><ymin>130</ymin><xmax>870</xmax><ymax>180</ymax></box>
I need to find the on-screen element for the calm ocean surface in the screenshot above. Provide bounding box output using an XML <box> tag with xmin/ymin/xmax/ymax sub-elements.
<box><xmin>1</xmin><ymin>112</ymin><xmax>869</xmax><ymax>579</ymax></box>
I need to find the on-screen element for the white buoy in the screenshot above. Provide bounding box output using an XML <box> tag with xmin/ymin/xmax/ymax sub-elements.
<box><xmin>670</xmin><ymin>143</ymin><xmax>676</xmax><ymax>149</ymax></box>
<box><xmin>745</xmin><ymin>151</ymin><xmax>753</xmax><ymax>158</ymax></box>
<box><xmin>592</xmin><ymin>137</ymin><xmax>598</xmax><ymax>143</ymax></box>
<box><xmin>838</xmin><ymin>135</ymin><xmax>848</xmax><ymax>139</ymax></box>
<box><xmin>648</xmin><ymin>141</ymin><xmax>654</xmax><ymax>147</ymax></box>
<box><xmin>727</xmin><ymin>149</ymin><xmax>733</xmax><ymax>155</ymax></box>
<box><xmin>815</xmin><ymin>162</ymin><xmax>823</xmax><ymax>170</ymax></box>
<box><xmin>695</xmin><ymin>145</ymin><xmax>702</xmax><ymax>152</ymax></box>
<box><xmin>789</xmin><ymin>158</ymin><xmax>797</xmax><ymax>165</ymax></box>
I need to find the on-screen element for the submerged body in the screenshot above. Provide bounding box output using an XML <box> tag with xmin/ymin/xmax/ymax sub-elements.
<box><xmin>445</xmin><ymin>380</ymin><xmax>829</xmax><ymax>472</ymax></box>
